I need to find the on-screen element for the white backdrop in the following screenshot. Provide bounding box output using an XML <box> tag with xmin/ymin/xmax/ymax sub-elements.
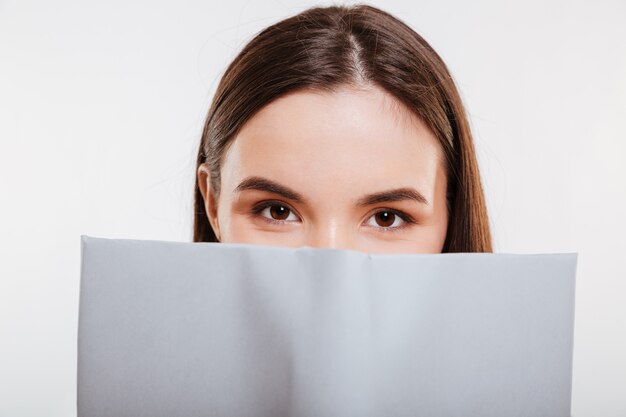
<box><xmin>1</xmin><ymin>0</ymin><xmax>624</xmax><ymax>416</ymax></box>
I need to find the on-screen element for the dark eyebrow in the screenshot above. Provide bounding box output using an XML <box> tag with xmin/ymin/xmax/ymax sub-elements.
<box><xmin>355</xmin><ymin>187</ymin><xmax>429</xmax><ymax>207</ymax></box>
<box><xmin>233</xmin><ymin>176</ymin><xmax>428</xmax><ymax>206</ymax></box>
<box><xmin>233</xmin><ymin>176</ymin><xmax>307</xmax><ymax>204</ymax></box>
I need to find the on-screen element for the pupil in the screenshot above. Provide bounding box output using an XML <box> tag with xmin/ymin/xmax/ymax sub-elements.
<box><xmin>376</xmin><ymin>212</ymin><xmax>395</xmax><ymax>227</ymax></box>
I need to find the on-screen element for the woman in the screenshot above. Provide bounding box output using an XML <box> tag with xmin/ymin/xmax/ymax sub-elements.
<box><xmin>194</xmin><ymin>4</ymin><xmax>492</xmax><ymax>254</ymax></box>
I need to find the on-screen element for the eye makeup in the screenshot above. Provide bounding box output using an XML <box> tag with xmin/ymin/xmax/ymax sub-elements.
<box><xmin>248</xmin><ymin>200</ymin><xmax>418</xmax><ymax>233</ymax></box>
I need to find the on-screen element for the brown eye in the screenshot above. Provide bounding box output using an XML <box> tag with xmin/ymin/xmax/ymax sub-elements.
<box><xmin>252</xmin><ymin>201</ymin><xmax>300</xmax><ymax>224</ymax></box>
<box><xmin>269</xmin><ymin>205</ymin><xmax>291</xmax><ymax>220</ymax></box>
<box><xmin>364</xmin><ymin>209</ymin><xmax>415</xmax><ymax>233</ymax></box>
<box><xmin>374</xmin><ymin>211</ymin><xmax>396</xmax><ymax>227</ymax></box>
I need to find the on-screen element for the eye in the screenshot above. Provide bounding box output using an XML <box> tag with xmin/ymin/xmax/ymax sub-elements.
<box><xmin>251</xmin><ymin>202</ymin><xmax>300</xmax><ymax>224</ymax></box>
<box><xmin>364</xmin><ymin>209</ymin><xmax>415</xmax><ymax>232</ymax></box>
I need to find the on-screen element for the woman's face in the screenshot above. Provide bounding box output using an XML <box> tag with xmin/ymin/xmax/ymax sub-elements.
<box><xmin>198</xmin><ymin>84</ymin><xmax>449</xmax><ymax>254</ymax></box>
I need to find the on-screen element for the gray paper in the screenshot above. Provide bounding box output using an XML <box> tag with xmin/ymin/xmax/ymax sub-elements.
<box><xmin>77</xmin><ymin>235</ymin><xmax>577</xmax><ymax>417</ymax></box>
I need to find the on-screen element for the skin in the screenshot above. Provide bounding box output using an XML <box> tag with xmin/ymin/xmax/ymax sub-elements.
<box><xmin>197</xmin><ymin>84</ymin><xmax>449</xmax><ymax>254</ymax></box>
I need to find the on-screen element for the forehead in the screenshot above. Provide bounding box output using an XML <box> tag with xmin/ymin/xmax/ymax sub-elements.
<box><xmin>222</xmin><ymin>85</ymin><xmax>445</xmax><ymax>200</ymax></box>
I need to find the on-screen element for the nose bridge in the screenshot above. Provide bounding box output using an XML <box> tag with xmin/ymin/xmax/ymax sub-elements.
<box><xmin>308</xmin><ymin>217</ymin><xmax>354</xmax><ymax>250</ymax></box>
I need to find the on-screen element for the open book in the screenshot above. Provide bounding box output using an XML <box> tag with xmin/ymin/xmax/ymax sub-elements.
<box><xmin>78</xmin><ymin>235</ymin><xmax>577</xmax><ymax>417</ymax></box>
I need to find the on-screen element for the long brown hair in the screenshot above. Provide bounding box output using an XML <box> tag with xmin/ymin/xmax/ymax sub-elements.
<box><xmin>193</xmin><ymin>4</ymin><xmax>492</xmax><ymax>252</ymax></box>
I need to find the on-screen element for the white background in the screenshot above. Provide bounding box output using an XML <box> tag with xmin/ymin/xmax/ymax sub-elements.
<box><xmin>1</xmin><ymin>0</ymin><xmax>624</xmax><ymax>415</ymax></box>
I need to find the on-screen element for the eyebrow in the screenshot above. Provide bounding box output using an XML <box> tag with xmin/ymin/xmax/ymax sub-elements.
<box><xmin>233</xmin><ymin>176</ymin><xmax>429</xmax><ymax>206</ymax></box>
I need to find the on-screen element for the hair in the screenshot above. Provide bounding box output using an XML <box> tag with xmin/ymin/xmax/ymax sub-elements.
<box><xmin>193</xmin><ymin>3</ymin><xmax>492</xmax><ymax>252</ymax></box>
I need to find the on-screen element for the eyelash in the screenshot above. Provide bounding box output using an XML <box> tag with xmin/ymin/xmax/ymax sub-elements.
<box><xmin>249</xmin><ymin>201</ymin><xmax>417</xmax><ymax>233</ymax></box>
